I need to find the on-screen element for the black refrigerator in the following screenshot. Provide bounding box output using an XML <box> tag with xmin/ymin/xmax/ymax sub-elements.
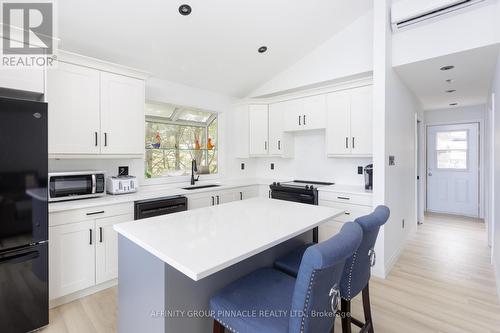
<box><xmin>0</xmin><ymin>97</ymin><xmax>49</xmax><ymax>332</ymax></box>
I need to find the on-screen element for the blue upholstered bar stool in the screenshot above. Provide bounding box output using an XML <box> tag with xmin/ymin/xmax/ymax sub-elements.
<box><xmin>209</xmin><ymin>222</ymin><xmax>363</xmax><ymax>333</ymax></box>
<box><xmin>273</xmin><ymin>206</ymin><xmax>390</xmax><ymax>333</ymax></box>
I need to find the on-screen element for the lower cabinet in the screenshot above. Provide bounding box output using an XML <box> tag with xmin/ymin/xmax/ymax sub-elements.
<box><xmin>49</xmin><ymin>208</ymin><xmax>134</xmax><ymax>300</ymax></box>
<box><xmin>187</xmin><ymin>186</ymin><xmax>260</xmax><ymax>210</ymax></box>
<box><xmin>318</xmin><ymin>191</ymin><xmax>373</xmax><ymax>242</ymax></box>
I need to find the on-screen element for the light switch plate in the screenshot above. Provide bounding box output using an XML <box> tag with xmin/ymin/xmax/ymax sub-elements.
<box><xmin>389</xmin><ymin>156</ymin><xmax>395</xmax><ymax>166</ymax></box>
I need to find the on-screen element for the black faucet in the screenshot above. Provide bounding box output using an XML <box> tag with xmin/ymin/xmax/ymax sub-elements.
<box><xmin>190</xmin><ymin>159</ymin><xmax>199</xmax><ymax>185</ymax></box>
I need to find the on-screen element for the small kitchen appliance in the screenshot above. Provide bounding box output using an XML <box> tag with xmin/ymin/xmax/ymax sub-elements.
<box><xmin>48</xmin><ymin>171</ymin><xmax>106</xmax><ymax>202</ymax></box>
<box><xmin>364</xmin><ymin>164</ymin><xmax>373</xmax><ymax>191</ymax></box>
<box><xmin>107</xmin><ymin>175</ymin><xmax>138</xmax><ymax>195</ymax></box>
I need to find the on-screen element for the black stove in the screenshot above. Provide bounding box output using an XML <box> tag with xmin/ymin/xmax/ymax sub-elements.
<box><xmin>269</xmin><ymin>180</ymin><xmax>334</xmax><ymax>242</ymax></box>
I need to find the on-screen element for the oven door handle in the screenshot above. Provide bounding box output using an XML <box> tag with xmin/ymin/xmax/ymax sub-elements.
<box><xmin>91</xmin><ymin>174</ymin><xmax>96</xmax><ymax>194</ymax></box>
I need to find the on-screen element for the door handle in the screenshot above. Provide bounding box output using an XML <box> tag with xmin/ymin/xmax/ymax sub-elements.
<box><xmin>265</xmin><ymin>141</ymin><xmax>267</xmax><ymax>151</ymax></box>
<box><xmin>99</xmin><ymin>227</ymin><xmax>103</xmax><ymax>243</ymax></box>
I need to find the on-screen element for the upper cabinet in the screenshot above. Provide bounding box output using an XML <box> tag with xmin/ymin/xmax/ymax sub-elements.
<box><xmin>248</xmin><ymin>105</ymin><xmax>269</xmax><ymax>156</ymax></box>
<box><xmin>283</xmin><ymin>95</ymin><xmax>327</xmax><ymax>132</ymax></box>
<box><xmin>100</xmin><ymin>72</ymin><xmax>145</xmax><ymax>155</ymax></box>
<box><xmin>47</xmin><ymin>62</ymin><xmax>101</xmax><ymax>154</ymax></box>
<box><xmin>326</xmin><ymin>85</ymin><xmax>373</xmax><ymax>157</ymax></box>
<box><xmin>46</xmin><ymin>53</ymin><xmax>147</xmax><ymax>158</ymax></box>
<box><xmin>268</xmin><ymin>102</ymin><xmax>293</xmax><ymax>157</ymax></box>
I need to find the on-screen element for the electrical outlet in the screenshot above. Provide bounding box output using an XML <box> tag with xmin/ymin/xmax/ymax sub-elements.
<box><xmin>270</xmin><ymin>163</ymin><xmax>275</xmax><ymax>170</ymax></box>
<box><xmin>241</xmin><ymin>163</ymin><xmax>245</xmax><ymax>170</ymax></box>
<box><xmin>358</xmin><ymin>166</ymin><xmax>363</xmax><ymax>175</ymax></box>
<box><xmin>402</xmin><ymin>219</ymin><xmax>405</xmax><ymax>229</ymax></box>
<box><xmin>389</xmin><ymin>155</ymin><xmax>396</xmax><ymax>166</ymax></box>
<box><xmin>118</xmin><ymin>166</ymin><xmax>129</xmax><ymax>176</ymax></box>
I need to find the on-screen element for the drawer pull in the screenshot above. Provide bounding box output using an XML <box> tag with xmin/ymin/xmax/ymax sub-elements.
<box><xmin>344</xmin><ymin>212</ymin><xmax>351</xmax><ymax>215</ymax></box>
<box><xmin>337</xmin><ymin>197</ymin><xmax>350</xmax><ymax>200</ymax></box>
<box><xmin>86</xmin><ymin>211</ymin><xmax>105</xmax><ymax>216</ymax></box>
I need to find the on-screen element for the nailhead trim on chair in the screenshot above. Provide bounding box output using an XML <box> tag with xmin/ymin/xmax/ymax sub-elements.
<box><xmin>300</xmin><ymin>269</ymin><xmax>317</xmax><ymax>333</ymax></box>
<box><xmin>346</xmin><ymin>251</ymin><xmax>358</xmax><ymax>300</ymax></box>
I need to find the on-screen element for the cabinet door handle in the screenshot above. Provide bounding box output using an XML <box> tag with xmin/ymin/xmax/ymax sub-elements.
<box><xmin>345</xmin><ymin>137</ymin><xmax>349</xmax><ymax>149</ymax></box>
<box><xmin>298</xmin><ymin>115</ymin><xmax>301</xmax><ymax>126</ymax></box>
<box><xmin>278</xmin><ymin>140</ymin><xmax>281</xmax><ymax>150</ymax></box>
<box><xmin>345</xmin><ymin>212</ymin><xmax>351</xmax><ymax>216</ymax></box>
<box><xmin>240</xmin><ymin>192</ymin><xmax>243</xmax><ymax>200</ymax></box>
<box><xmin>94</xmin><ymin>132</ymin><xmax>98</xmax><ymax>146</ymax></box>
<box><xmin>89</xmin><ymin>229</ymin><xmax>93</xmax><ymax>245</ymax></box>
<box><xmin>216</xmin><ymin>195</ymin><xmax>220</xmax><ymax>205</ymax></box>
<box><xmin>337</xmin><ymin>196</ymin><xmax>350</xmax><ymax>200</ymax></box>
<box><xmin>99</xmin><ymin>227</ymin><xmax>103</xmax><ymax>243</ymax></box>
<box><xmin>265</xmin><ymin>141</ymin><xmax>267</xmax><ymax>150</ymax></box>
<box><xmin>303</xmin><ymin>115</ymin><xmax>306</xmax><ymax>125</ymax></box>
<box><xmin>104</xmin><ymin>133</ymin><xmax>108</xmax><ymax>147</ymax></box>
<box><xmin>211</xmin><ymin>196</ymin><xmax>215</xmax><ymax>206</ymax></box>
<box><xmin>86</xmin><ymin>211</ymin><xmax>105</xmax><ymax>216</ymax></box>
<box><xmin>352</xmin><ymin>137</ymin><xmax>355</xmax><ymax>149</ymax></box>
<box><xmin>269</xmin><ymin>190</ymin><xmax>271</xmax><ymax>198</ymax></box>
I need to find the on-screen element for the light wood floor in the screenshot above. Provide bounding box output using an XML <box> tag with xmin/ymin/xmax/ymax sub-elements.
<box><xmin>42</xmin><ymin>213</ymin><xmax>500</xmax><ymax>333</ymax></box>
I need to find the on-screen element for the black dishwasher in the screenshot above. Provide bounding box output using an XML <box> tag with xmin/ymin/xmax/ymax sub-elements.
<box><xmin>134</xmin><ymin>196</ymin><xmax>188</xmax><ymax>220</ymax></box>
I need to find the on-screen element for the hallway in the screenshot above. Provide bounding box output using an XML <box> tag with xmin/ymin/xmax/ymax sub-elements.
<box><xmin>42</xmin><ymin>214</ymin><xmax>500</xmax><ymax>333</ymax></box>
<box><xmin>346</xmin><ymin>213</ymin><xmax>500</xmax><ymax>333</ymax></box>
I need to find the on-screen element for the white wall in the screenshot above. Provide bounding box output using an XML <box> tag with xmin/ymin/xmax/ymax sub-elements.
<box><xmin>425</xmin><ymin>104</ymin><xmax>486</xmax><ymax>124</ymax></box>
<box><xmin>392</xmin><ymin>0</ymin><xmax>500</xmax><ymax>67</ymax></box>
<box><xmin>248</xmin><ymin>11</ymin><xmax>374</xmax><ymax>98</ymax></box>
<box><xmin>491</xmin><ymin>49</ymin><xmax>500</xmax><ymax>302</ymax></box>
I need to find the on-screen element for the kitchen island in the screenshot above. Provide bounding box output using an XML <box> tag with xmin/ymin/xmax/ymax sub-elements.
<box><xmin>114</xmin><ymin>197</ymin><xmax>344</xmax><ymax>333</ymax></box>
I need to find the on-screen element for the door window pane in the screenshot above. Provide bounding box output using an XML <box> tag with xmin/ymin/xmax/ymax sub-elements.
<box><xmin>435</xmin><ymin>130</ymin><xmax>467</xmax><ymax>170</ymax></box>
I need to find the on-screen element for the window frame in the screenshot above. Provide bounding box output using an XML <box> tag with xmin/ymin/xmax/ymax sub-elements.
<box><xmin>143</xmin><ymin>101</ymin><xmax>220</xmax><ymax>185</ymax></box>
<box><xmin>435</xmin><ymin>129</ymin><xmax>469</xmax><ymax>171</ymax></box>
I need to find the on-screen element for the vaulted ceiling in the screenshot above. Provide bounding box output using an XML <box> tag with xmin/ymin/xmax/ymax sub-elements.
<box><xmin>57</xmin><ymin>0</ymin><xmax>372</xmax><ymax>97</ymax></box>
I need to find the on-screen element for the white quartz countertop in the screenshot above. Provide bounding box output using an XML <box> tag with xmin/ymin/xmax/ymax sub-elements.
<box><xmin>114</xmin><ymin>197</ymin><xmax>344</xmax><ymax>281</ymax></box>
<box><xmin>48</xmin><ymin>178</ymin><xmax>274</xmax><ymax>213</ymax></box>
<box><xmin>318</xmin><ymin>184</ymin><xmax>373</xmax><ymax>196</ymax></box>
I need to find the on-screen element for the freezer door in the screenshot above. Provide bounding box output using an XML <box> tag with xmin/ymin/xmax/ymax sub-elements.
<box><xmin>0</xmin><ymin>97</ymin><xmax>48</xmax><ymax>251</ymax></box>
<box><xmin>0</xmin><ymin>243</ymin><xmax>49</xmax><ymax>333</ymax></box>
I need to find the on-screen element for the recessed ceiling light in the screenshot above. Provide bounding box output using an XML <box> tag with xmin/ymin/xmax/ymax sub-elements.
<box><xmin>179</xmin><ymin>4</ymin><xmax>192</xmax><ymax>16</ymax></box>
<box><xmin>446</xmin><ymin>89</ymin><xmax>456</xmax><ymax>93</ymax></box>
<box><xmin>258</xmin><ymin>46</ymin><xmax>268</xmax><ymax>53</ymax></box>
<box><xmin>449</xmin><ymin>103</ymin><xmax>458</xmax><ymax>106</ymax></box>
<box><xmin>440</xmin><ymin>65</ymin><xmax>455</xmax><ymax>71</ymax></box>
<box><xmin>446</xmin><ymin>79</ymin><xmax>455</xmax><ymax>83</ymax></box>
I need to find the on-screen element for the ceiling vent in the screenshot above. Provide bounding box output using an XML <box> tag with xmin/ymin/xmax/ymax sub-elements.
<box><xmin>391</xmin><ymin>0</ymin><xmax>486</xmax><ymax>31</ymax></box>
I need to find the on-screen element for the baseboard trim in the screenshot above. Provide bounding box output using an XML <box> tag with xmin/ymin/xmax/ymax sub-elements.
<box><xmin>494</xmin><ymin>255</ymin><xmax>500</xmax><ymax>304</ymax></box>
<box><xmin>384</xmin><ymin>223</ymin><xmax>417</xmax><ymax>276</ymax></box>
<box><xmin>49</xmin><ymin>279</ymin><xmax>117</xmax><ymax>309</ymax></box>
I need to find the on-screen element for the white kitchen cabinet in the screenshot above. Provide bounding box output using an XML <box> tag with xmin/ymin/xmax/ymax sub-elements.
<box><xmin>283</xmin><ymin>95</ymin><xmax>327</xmax><ymax>132</ymax></box>
<box><xmin>326</xmin><ymin>85</ymin><xmax>373</xmax><ymax>157</ymax></box>
<box><xmin>49</xmin><ymin>220</ymin><xmax>96</xmax><ymax>299</ymax></box>
<box><xmin>350</xmin><ymin>86</ymin><xmax>373</xmax><ymax>155</ymax></box>
<box><xmin>47</xmin><ymin>62</ymin><xmax>101</xmax><ymax>155</ymax></box>
<box><xmin>187</xmin><ymin>186</ymin><xmax>260</xmax><ymax>210</ymax></box>
<box><xmin>268</xmin><ymin>102</ymin><xmax>294</xmax><ymax>157</ymax></box>
<box><xmin>100</xmin><ymin>72</ymin><xmax>145</xmax><ymax>155</ymax></box>
<box><xmin>0</xmin><ymin>66</ymin><xmax>45</xmax><ymax>94</ymax></box>
<box><xmin>188</xmin><ymin>194</ymin><xmax>214</xmax><ymax>209</ymax></box>
<box><xmin>239</xmin><ymin>186</ymin><xmax>260</xmax><ymax>200</ymax></box>
<box><xmin>95</xmin><ymin>213</ymin><xmax>134</xmax><ymax>284</ymax></box>
<box><xmin>248</xmin><ymin>105</ymin><xmax>269</xmax><ymax>156</ymax></box>
<box><xmin>233</xmin><ymin>105</ymin><xmax>250</xmax><ymax>158</ymax></box>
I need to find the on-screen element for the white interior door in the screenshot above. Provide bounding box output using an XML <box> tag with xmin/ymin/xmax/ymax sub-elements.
<box><xmin>427</xmin><ymin>123</ymin><xmax>479</xmax><ymax>217</ymax></box>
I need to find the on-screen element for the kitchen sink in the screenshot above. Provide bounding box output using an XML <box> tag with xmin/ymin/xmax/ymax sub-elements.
<box><xmin>182</xmin><ymin>184</ymin><xmax>222</xmax><ymax>190</ymax></box>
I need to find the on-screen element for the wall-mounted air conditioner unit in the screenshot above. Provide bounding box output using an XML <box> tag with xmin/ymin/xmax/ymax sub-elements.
<box><xmin>391</xmin><ymin>0</ymin><xmax>486</xmax><ymax>31</ymax></box>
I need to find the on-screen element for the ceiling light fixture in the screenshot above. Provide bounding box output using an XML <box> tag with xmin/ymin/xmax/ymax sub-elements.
<box><xmin>446</xmin><ymin>89</ymin><xmax>456</xmax><ymax>93</ymax></box>
<box><xmin>179</xmin><ymin>4</ymin><xmax>192</xmax><ymax>16</ymax></box>
<box><xmin>258</xmin><ymin>46</ymin><xmax>268</xmax><ymax>53</ymax></box>
<box><xmin>449</xmin><ymin>103</ymin><xmax>458</xmax><ymax>106</ymax></box>
<box><xmin>446</xmin><ymin>79</ymin><xmax>454</xmax><ymax>83</ymax></box>
<box><xmin>440</xmin><ymin>65</ymin><xmax>455</xmax><ymax>71</ymax></box>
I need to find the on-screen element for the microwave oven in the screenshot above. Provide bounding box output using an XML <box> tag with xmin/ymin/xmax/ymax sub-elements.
<box><xmin>48</xmin><ymin>171</ymin><xmax>106</xmax><ymax>202</ymax></box>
